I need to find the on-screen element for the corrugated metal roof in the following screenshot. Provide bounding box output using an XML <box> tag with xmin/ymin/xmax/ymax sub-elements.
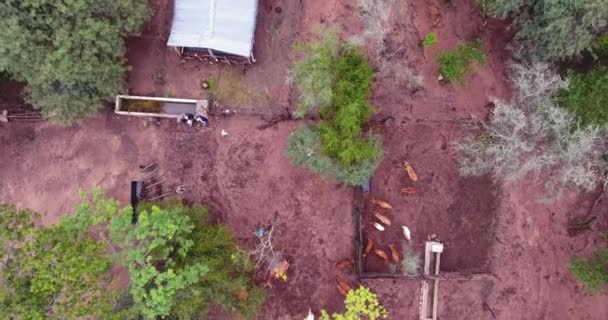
<box><xmin>167</xmin><ymin>0</ymin><xmax>258</xmax><ymax>57</ymax></box>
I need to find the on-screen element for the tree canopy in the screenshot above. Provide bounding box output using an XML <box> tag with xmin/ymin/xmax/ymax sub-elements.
<box><xmin>0</xmin><ymin>204</ymin><xmax>115</xmax><ymax>319</ymax></box>
<box><xmin>480</xmin><ymin>0</ymin><xmax>608</xmax><ymax>61</ymax></box>
<box><xmin>287</xmin><ymin>34</ymin><xmax>383</xmax><ymax>185</ymax></box>
<box><xmin>320</xmin><ymin>286</ymin><xmax>388</xmax><ymax>320</ymax></box>
<box><xmin>0</xmin><ymin>0</ymin><xmax>149</xmax><ymax>121</ymax></box>
<box><xmin>0</xmin><ymin>192</ymin><xmax>264</xmax><ymax>320</ymax></box>
<box><xmin>69</xmin><ymin>192</ymin><xmax>265</xmax><ymax>319</ymax></box>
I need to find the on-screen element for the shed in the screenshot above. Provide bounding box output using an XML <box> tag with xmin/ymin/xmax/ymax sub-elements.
<box><xmin>167</xmin><ymin>0</ymin><xmax>259</xmax><ymax>63</ymax></box>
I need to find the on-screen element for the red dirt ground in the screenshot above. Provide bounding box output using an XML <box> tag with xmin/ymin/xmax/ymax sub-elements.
<box><xmin>1</xmin><ymin>0</ymin><xmax>608</xmax><ymax>319</ymax></box>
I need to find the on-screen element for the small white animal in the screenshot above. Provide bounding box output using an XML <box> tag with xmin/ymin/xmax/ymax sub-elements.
<box><xmin>402</xmin><ymin>226</ymin><xmax>411</xmax><ymax>241</ymax></box>
<box><xmin>373</xmin><ymin>222</ymin><xmax>385</xmax><ymax>231</ymax></box>
<box><xmin>304</xmin><ymin>308</ymin><xmax>314</xmax><ymax>320</ymax></box>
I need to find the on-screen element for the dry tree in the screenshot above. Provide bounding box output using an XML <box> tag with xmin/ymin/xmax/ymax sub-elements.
<box><xmin>455</xmin><ymin>62</ymin><xmax>608</xmax><ymax>200</ymax></box>
<box><xmin>238</xmin><ymin>215</ymin><xmax>287</xmax><ymax>283</ymax></box>
<box><xmin>354</xmin><ymin>0</ymin><xmax>424</xmax><ymax>91</ymax></box>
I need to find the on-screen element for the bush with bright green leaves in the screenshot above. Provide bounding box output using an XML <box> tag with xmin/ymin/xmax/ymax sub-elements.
<box><xmin>287</xmin><ymin>35</ymin><xmax>382</xmax><ymax>185</ymax></box>
<box><xmin>69</xmin><ymin>193</ymin><xmax>265</xmax><ymax>320</ymax></box>
<box><xmin>437</xmin><ymin>41</ymin><xmax>485</xmax><ymax>83</ymax></box>
<box><xmin>556</xmin><ymin>68</ymin><xmax>608</xmax><ymax>127</ymax></box>
<box><xmin>0</xmin><ymin>204</ymin><xmax>116</xmax><ymax>319</ymax></box>
<box><xmin>570</xmin><ymin>248</ymin><xmax>608</xmax><ymax>293</ymax></box>
<box><xmin>422</xmin><ymin>32</ymin><xmax>438</xmax><ymax>47</ymax></box>
<box><xmin>479</xmin><ymin>0</ymin><xmax>608</xmax><ymax>61</ymax></box>
<box><xmin>287</xmin><ymin>126</ymin><xmax>382</xmax><ymax>186</ymax></box>
<box><xmin>0</xmin><ymin>0</ymin><xmax>149</xmax><ymax>121</ymax></box>
<box><xmin>320</xmin><ymin>286</ymin><xmax>388</xmax><ymax>320</ymax></box>
<box><xmin>591</xmin><ymin>31</ymin><xmax>608</xmax><ymax>58</ymax></box>
<box><xmin>7</xmin><ymin>190</ymin><xmax>264</xmax><ymax>320</ymax></box>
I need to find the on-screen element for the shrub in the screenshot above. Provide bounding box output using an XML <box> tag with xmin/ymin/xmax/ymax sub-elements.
<box><xmin>437</xmin><ymin>41</ymin><xmax>486</xmax><ymax>83</ymax></box>
<box><xmin>480</xmin><ymin>0</ymin><xmax>608</xmax><ymax>61</ymax></box>
<box><xmin>319</xmin><ymin>45</ymin><xmax>376</xmax><ymax>167</ymax></box>
<box><xmin>556</xmin><ymin>68</ymin><xmax>608</xmax><ymax>127</ymax></box>
<box><xmin>291</xmin><ymin>34</ymin><xmax>340</xmax><ymax>117</ymax></box>
<box><xmin>0</xmin><ymin>204</ymin><xmax>115</xmax><ymax>319</ymax></box>
<box><xmin>288</xmin><ymin>36</ymin><xmax>383</xmax><ymax>185</ymax></box>
<box><xmin>592</xmin><ymin>31</ymin><xmax>608</xmax><ymax>58</ymax></box>
<box><xmin>570</xmin><ymin>248</ymin><xmax>608</xmax><ymax>293</ymax></box>
<box><xmin>0</xmin><ymin>1</ymin><xmax>149</xmax><ymax>121</ymax></box>
<box><xmin>320</xmin><ymin>286</ymin><xmax>388</xmax><ymax>320</ymax></box>
<box><xmin>286</xmin><ymin>126</ymin><xmax>382</xmax><ymax>186</ymax></box>
<box><xmin>422</xmin><ymin>33</ymin><xmax>438</xmax><ymax>47</ymax></box>
<box><xmin>455</xmin><ymin>63</ymin><xmax>608</xmax><ymax>199</ymax></box>
<box><xmin>71</xmin><ymin>192</ymin><xmax>264</xmax><ymax>319</ymax></box>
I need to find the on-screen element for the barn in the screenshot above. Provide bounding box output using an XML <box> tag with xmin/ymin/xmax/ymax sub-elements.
<box><xmin>167</xmin><ymin>0</ymin><xmax>259</xmax><ymax>64</ymax></box>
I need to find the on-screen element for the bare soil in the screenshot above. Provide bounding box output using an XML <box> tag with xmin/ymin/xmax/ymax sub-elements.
<box><xmin>1</xmin><ymin>0</ymin><xmax>607</xmax><ymax>319</ymax></box>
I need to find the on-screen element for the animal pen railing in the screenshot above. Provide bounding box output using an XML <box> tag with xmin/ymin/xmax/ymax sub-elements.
<box><xmin>352</xmin><ymin>187</ymin><xmax>496</xmax><ymax>320</ymax></box>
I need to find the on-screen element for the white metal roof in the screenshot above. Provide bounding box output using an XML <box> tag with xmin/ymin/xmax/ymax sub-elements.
<box><xmin>167</xmin><ymin>0</ymin><xmax>258</xmax><ymax>57</ymax></box>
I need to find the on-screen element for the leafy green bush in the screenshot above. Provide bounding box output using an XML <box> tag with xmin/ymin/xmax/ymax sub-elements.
<box><xmin>570</xmin><ymin>248</ymin><xmax>608</xmax><ymax>293</ymax></box>
<box><xmin>155</xmin><ymin>200</ymin><xmax>265</xmax><ymax>320</ymax></box>
<box><xmin>556</xmin><ymin>68</ymin><xmax>608</xmax><ymax>126</ymax></box>
<box><xmin>591</xmin><ymin>31</ymin><xmax>608</xmax><ymax>58</ymax></box>
<box><xmin>288</xmin><ymin>36</ymin><xmax>383</xmax><ymax>185</ymax></box>
<box><xmin>437</xmin><ymin>41</ymin><xmax>485</xmax><ymax>83</ymax></box>
<box><xmin>0</xmin><ymin>0</ymin><xmax>149</xmax><ymax>121</ymax></box>
<box><xmin>287</xmin><ymin>126</ymin><xmax>382</xmax><ymax>186</ymax></box>
<box><xmin>291</xmin><ymin>34</ymin><xmax>339</xmax><ymax>117</ymax></box>
<box><xmin>320</xmin><ymin>286</ymin><xmax>388</xmax><ymax>320</ymax></box>
<box><xmin>319</xmin><ymin>45</ymin><xmax>376</xmax><ymax>167</ymax></box>
<box><xmin>0</xmin><ymin>204</ymin><xmax>115</xmax><ymax>319</ymax></box>
<box><xmin>480</xmin><ymin>0</ymin><xmax>608</xmax><ymax>61</ymax></box>
<box><xmin>69</xmin><ymin>191</ymin><xmax>264</xmax><ymax>319</ymax></box>
<box><xmin>422</xmin><ymin>32</ymin><xmax>438</xmax><ymax>47</ymax></box>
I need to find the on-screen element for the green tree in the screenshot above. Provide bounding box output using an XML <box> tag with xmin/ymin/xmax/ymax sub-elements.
<box><xmin>160</xmin><ymin>201</ymin><xmax>265</xmax><ymax>319</ymax></box>
<box><xmin>556</xmin><ymin>68</ymin><xmax>608</xmax><ymax>127</ymax></box>
<box><xmin>0</xmin><ymin>0</ymin><xmax>149</xmax><ymax>121</ymax></box>
<box><xmin>480</xmin><ymin>0</ymin><xmax>608</xmax><ymax>61</ymax></box>
<box><xmin>320</xmin><ymin>286</ymin><xmax>388</xmax><ymax>320</ymax></box>
<box><xmin>288</xmin><ymin>35</ymin><xmax>383</xmax><ymax>185</ymax></box>
<box><xmin>110</xmin><ymin>205</ymin><xmax>208</xmax><ymax>319</ymax></box>
<box><xmin>570</xmin><ymin>248</ymin><xmax>608</xmax><ymax>293</ymax></box>
<box><xmin>73</xmin><ymin>191</ymin><xmax>264</xmax><ymax>319</ymax></box>
<box><xmin>437</xmin><ymin>40</ymin><xmax>486</xmax><ymax>83</ymax></box>
<box><xmin>0</xmin><ymin>204</ymin><xmax>115</xmax><ymax>319</ymax></box>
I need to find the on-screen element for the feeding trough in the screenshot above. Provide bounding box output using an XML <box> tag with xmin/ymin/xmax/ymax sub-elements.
<box><xmin>114</xmin><ymin>95</ymin><xmax>208</xmax><ymax>119</ymax></box>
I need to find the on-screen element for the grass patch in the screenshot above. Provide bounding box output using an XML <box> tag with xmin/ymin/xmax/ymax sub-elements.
<box><xmin>437</xmin><ymin>40</ymin><xmax>485</xmax><ymax>83</ymax></box>
<box><xmin>556</xmin><ymin>68</ymin><xmax>608</xmax><ymax>127</ymax></box>
<box><xmin>422</xmin><ymin>32</ymin><xmax>437</xmax><ymax>47</ymax></box>
<box><xmin>570</xmin><ymin>248</ymin><xmax>608</xmax><ymax>293</ymax></box>
<box><xmin>207</xmin><ymin>69</ymin><xmax>270</xmax><ymax>107</ymax></box>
